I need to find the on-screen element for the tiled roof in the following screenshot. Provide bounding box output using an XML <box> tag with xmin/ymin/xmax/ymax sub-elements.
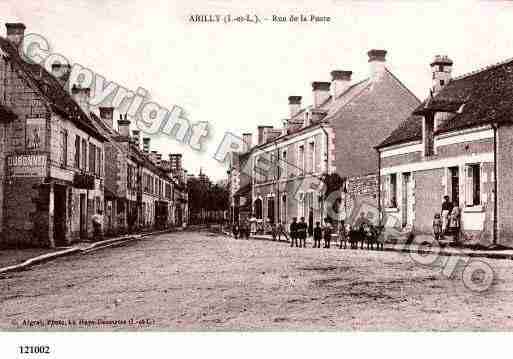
<box><xmin>379</xmin><ymin>58</ymin><xmax>513</xmax><ymax>148</ymax></box>
<box><xmin>323</xmin><ymin>78</ymin><xmax>370</xmax><ymax>120</ymax></box>
<box><xmin>377</xmin><ymin>102</ymin><xmax>425</xmax><ymax>147</ymax></box>
<box><xmin>0</xmin><ymin>36</ymin><xmax>105</xmax><ymax>140</ymax></box>
<box><xmin>0</xmin><ymin>103</ymin><xmax>17</xmax><ymax>121</ymax></box>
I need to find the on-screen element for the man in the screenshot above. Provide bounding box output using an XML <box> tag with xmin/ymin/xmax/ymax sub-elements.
<box><xmin>441</xmin><ymin>195</ymin><xmax>453</xmax><ymax>237</ymax></box>
<box><xmin>277</xmin><ymin>221</ymin><xmax>285</xmax><ymax>241</ymax></box>
<box><xmin>298</xmin><ymin>217</ymin><xmax>308</xmax><ymax>248</ymax></box>
<box><xmin>233</xmin><ymin>221</ymin><xmax>240</xmax><ymax>239</ymax></box>
<box><xmin>313</xmin><ymin>221</ymin><xmax>322</xmax><ymax>248</ymax></box>
<box><xmin>290</xmin><ymin>217</ymin><xmax>298</xmax><ymax>247</ymax></box>
<box><xmin>308</xmin><ymin>207</ymin><xmax>314</xmax><ymax>238</ymax></box>
<box><xmin>92</xmin><ymin>210</ymin><xmax>104</xmax><ymax>241</ymax></box>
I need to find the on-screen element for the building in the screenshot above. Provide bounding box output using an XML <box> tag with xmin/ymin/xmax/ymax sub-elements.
<box><xmin>377</xmin><ymin>55</ymin><xmax>513</xmax><ymax>247</ymax></box>
<box><xmin>100</xmin><ymin>113</ymin><xmax>187</xmax><ymax>234</ymax></box>
<box><xmin>231</xmin><ymin>49</ymin><xmax>419</xmax><ymax>227</ymax></box>
<box><xmin>0</xmin><ymin>23</ymin><xmax>107</xmax><ymax>247</ymax></box>
<box><xmin>0</xmin><ymin>22</ymin><xmax>189</xmax><ymax>248</ymax></box>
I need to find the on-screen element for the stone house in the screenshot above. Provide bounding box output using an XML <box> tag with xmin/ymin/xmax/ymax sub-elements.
<box><xmin>0</xmin><ymin>23</ymin><xmax>106</xmax><ymax>247</ymax></box>
<box><xmin>237</xmin><ymin>50</ymin><xmax>419</xmax><ymax>228</ymax></box>
<box><xmin>377</xmin><ymin>55</ymin><xmax>513</xmax><ymax>247</ymax></box>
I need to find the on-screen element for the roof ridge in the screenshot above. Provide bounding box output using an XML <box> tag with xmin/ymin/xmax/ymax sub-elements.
<box><xmin>290</xmin><ymin>77</ymin><xmax>370</xmax><ymax>121</ymax></box>
<box><xmin>452</xmin><ymin>56</ymin><xmax>513</xmax><ymax>81</ymax></box>
<box><xmin>384</xmin><ymin>67</ymin><xmax>422</xmax><ymax>104</ymax></box>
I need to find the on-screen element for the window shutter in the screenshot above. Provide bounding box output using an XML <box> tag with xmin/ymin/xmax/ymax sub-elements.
<box><xmin>465</xmin><ymin>165</ymin><xmax>473</xmax><ymax>206</ymax></box>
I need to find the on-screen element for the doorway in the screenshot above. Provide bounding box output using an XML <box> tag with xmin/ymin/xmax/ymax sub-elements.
<box><xmin>402</xmin><ymin>173</ymin><xmax>413</xmax><ymax>227</ymax></box>
<box><xmin>79</xmin><ymin>193</ymin><xmax>87</xmax><ymax>238</ymax></box>
<box><xmin>267</xmin><ymin>197</ymin><xmax>275</xmax><ymax>224</ymax></box>
<box><xmin>53</xmin><ymin>185</ymin><xmax>67</xmax><ymax>247</ymax></box>
<box><xmin>449</xmin><ymin>166</ymin><xmax>459</xmax><ymax>205</ymax></box>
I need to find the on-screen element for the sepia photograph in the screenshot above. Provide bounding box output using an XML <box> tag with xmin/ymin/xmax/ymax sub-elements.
<box><xmin>1</xmin><ymin>0</ymin><xmax>513</xmax><ymax>357</ymax></box>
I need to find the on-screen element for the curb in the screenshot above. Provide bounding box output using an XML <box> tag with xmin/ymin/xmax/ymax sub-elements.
<box><xmin>0</xmin><ymin>229</ymin><xmax>175</xmax><ymax>275</ymax></box>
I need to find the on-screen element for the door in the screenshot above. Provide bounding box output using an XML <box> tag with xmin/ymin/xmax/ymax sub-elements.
<box><xmin>267</xmin><ymin>197</ymin><xmax>275</xmax><ymax>224</ymax></box>
<box><xmin>79</xmin><ymin>193</ymin><xmax>87</xmax><ymax>238</ymax></box>
<box><xmin>53</xmin><ymin>185</ymin><xmax>67</xmax><ymax>246</ymax></box>
<box><xmin>402</xmin><ymin>173</ymin><xmax>413</xmax><ymax>227</ymax></box>
<box><xmin>450</xmin><ymin>166</ymin><xmax>459</xmax><ymax>205</ymax></box>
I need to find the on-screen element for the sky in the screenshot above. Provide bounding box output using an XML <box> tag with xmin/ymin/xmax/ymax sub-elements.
<box><xmin>1</xmin><ymin>0</ymin><xmax>513</xmax><ymax>180</ymax></box>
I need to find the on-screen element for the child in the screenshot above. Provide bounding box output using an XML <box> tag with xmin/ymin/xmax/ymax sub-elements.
<box><xmin>313</xmin><ymin>222</ymin><xmax>322</xmax><ymax>248</ymax></box>
<box><xmin>449</xmin><ymin>202</ymin><xmax>461</xmax><ymax>244</ymax></box>
<box><xmin>323</xmin><ymin>218</ymin><xmax>332</xmax><ymax>249</ymax></box>
<box><xmin>433</xmin><ymin>213</ymin><xmax>442</xmax><ymax>241</ymax></box>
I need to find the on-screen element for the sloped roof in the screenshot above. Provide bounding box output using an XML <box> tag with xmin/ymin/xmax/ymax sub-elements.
<box><xmin>377</xmin><ymin>102</ymin><xmax>425</xmax><ymax>147</ymax></box>
<box><xmin>379</xmin><ymin>57</ymin><xmax>513</xmax><ymax>148</ymax></box>
<box><xmin>0</xmin><ymin>36</ymin><xmax>105</xmax><ymax>140</ymax></box>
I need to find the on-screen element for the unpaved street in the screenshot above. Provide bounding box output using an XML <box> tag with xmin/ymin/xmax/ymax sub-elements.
<box><xmin>1</xmin><ymin>231</ymin><xmax>513</xmax><ymax>330</ymax></box>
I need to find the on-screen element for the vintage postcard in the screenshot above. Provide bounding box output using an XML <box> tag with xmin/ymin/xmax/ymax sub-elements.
<box><xmin>1</xmin><ymin>0</ymin><xmax>513</xmax><ymax>357</ymax></box>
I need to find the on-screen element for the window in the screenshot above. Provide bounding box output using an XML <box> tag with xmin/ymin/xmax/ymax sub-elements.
<box><xmin>465</xmin><ymin>164</ymin><xmax>481</xmax><ymax>207</ymax></box>
<box><xmin>385</xmin><ymin>173</ymin><xmax>398</xmax><ymax>208</ymax></box>
<box><xmin>60</xmin><ymin>130</ymin><xmax>68</xmax><ymax>166</ymax></box>
<box><xmin>75</xmin><ymin>136</ymin><xmax>80</xmax><ymax>168</ymax></box>
<box><xmin>424</xmin><ymin>116</ymin><xmax>435</xmax><ymax>156</ymax></box>
<box><xmin>282</xmin><ymin>150</ymin><xmax>287</xmax><ymax>179</ymax></box>
<box><xmin>440</xmin><ymin>79</ymin><xmax>445</xmax><ymax>86</ymax></box>
<box><xmin>89</xmin><ymin>143</ymin><xmax>96</xmax><ymax>174</ymax></box>
<box><xmin>81</xmin><ymin>138</ymin><xmax>87</xmax><ymax>170</ymax></box>
<box><xmin>308</xmin><ymin>142</ymin><xmax>315</xmax><ymax>173</ymax></box>
<box><xmin>96</xmin><ymin>147</ymin><xmax>101</xmax><ymax>176</ymax></box>
<box><xmin>297</xmin><ymin>192</ymin><xmax>305</xmax><ymax>218</ymax></box>
<box><xmin>298</xmin><ymin>145</ymin><xmax>305</xmax><ymax>175</ymax></box>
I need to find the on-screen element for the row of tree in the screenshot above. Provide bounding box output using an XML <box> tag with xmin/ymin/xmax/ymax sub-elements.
<box><xmin>187</xmin><ymin>177</ymin><xmax>229</xmax><ymax>224</ymax></box>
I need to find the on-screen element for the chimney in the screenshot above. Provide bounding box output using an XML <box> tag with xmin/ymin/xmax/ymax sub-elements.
<box><xmin>312</xmin><ymin>82</ymin><xmax>330</xmax><ymax>108</ymax></box>
<box><xmin>5</xmin><ymin>23</ymin><xmax>25</xmax><ymax>48</ymax></box>
<box><xmin>242</xmin><ymin>133</ymin><xmax>252</xmax><ymax>152</ymax></box>
<box><xmin>132</xmin><ymin>130</ymin><xmax>141</xmax><ymax>148</ymax></box>
<box><xmin>117</xmin><ymin>114</ymin><xmax>130</xmax><ymax>138</ymax></box>
<box><xmin>288</xmin><ymin>96</ymin><xmax>302</xmax><ymax>119</ymax></box>
<box><xmin>142</xmin><ymin>137</ymin><xmax>150</xmax><ymax>153</ymax></box>
<box><xmin>368</xmin><ymin>49</ymin><xmax>387</xmax><ymax>82</ymax></box>
<box><xmin>169</xmin><ymin>153</ymin><xmax>183</xmax><ymax>172</ymax></box>
<box><xmin>99</xmin><ymin>107</ymin><xmax>114</xmax><ymax>128</ymax></box>
<box><xmin>430</xmin><ymin>55</ymin><xmax>453</xmax><ymax>96</ymax></box>
<box><xmin>263</xmin><ymin>126</ymin><xmax>274</xmax><ymax>144</ymax></box>
<box><xmin>331</xmin><ymin>70</ymin><xmax>352</xmax><ymax>99</ymax></box>
<box><xmin>150</xmin><ymin>150</ymin><xmax>158</xmax><ymax>163</ymax></box>
<box><xmin>51</xmin><ymin>63</ymin><xmax>71</xmax><ymax>87</ymax></box>
<box><xmin>71</xmin><ymin>84</ymin><xmax>91</xmax><ymax>114</ymax></box>
<box><xmin>257</xmin><ymin>125</ymin><xmax>273</xmax><ymax>145</ymax></box>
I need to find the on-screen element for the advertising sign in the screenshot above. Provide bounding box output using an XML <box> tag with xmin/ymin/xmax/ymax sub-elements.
<box><xmin>8</xmin><ymin>154</ymin><xmax>47</xmax><ymax>177</ymax></box>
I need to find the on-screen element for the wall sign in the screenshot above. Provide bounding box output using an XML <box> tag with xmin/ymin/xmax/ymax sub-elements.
<box><xmin>8</xmin><ymin>154</ymin><xmax>47</xmax><ymax>177</ymax></box>
<box><xmin>26</xmin><ymin>118</ymin><xmax>46</xmax><ymax>151</ymax></box>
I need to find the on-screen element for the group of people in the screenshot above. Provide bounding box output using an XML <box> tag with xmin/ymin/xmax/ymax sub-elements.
<box><xmin>289</xmin><ymin>217</ymin><xmax>334</xmax><ymax>248</ymax></box>
<box><xmin>433</xmin><ymin>195</ymin><xmax>461</xmax><ymax>242</ymax></box>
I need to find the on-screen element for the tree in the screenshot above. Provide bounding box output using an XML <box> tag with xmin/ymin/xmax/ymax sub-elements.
<box><xmin>319</xmin><ymin>172</ymin><xmax>347</xmax><ymax>222</ymax></box>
